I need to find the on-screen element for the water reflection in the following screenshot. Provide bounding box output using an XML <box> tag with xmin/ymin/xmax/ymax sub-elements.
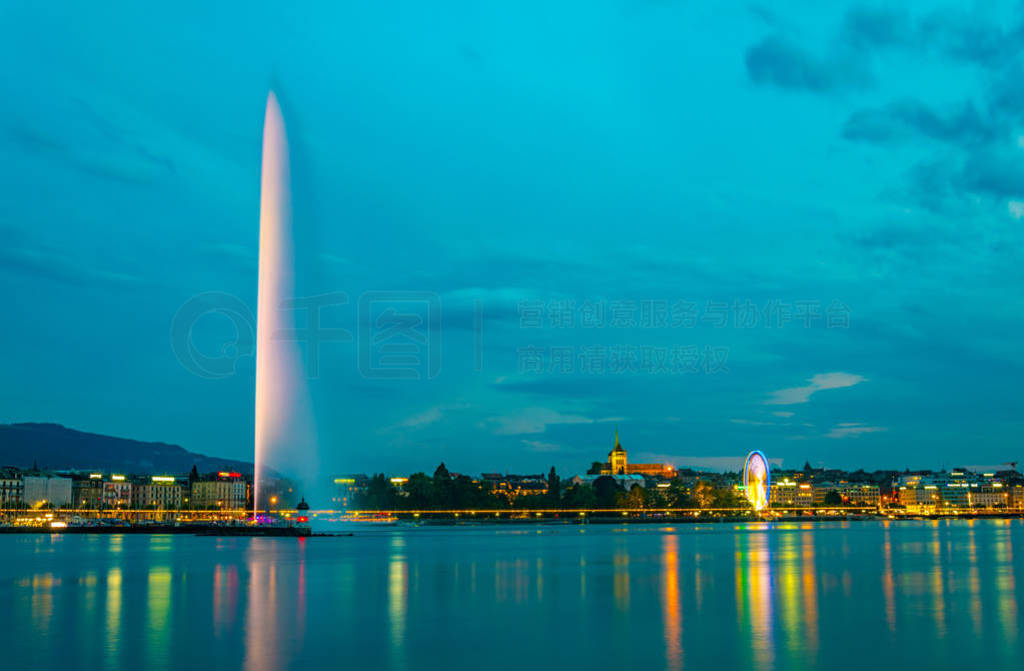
<box><xmin>661</xmin><ymin>534</ymin><xmax>682</xmax><ymax>671</ymax></box>
<box><xmin>993</xmin><ymin>523</ymin><xmax>1018</xmax><ymax>645</ymax></box>
<box><xmin>105</xmin><ymin>566</ymin><xmax>122</xmax><ymax>661</ymax></box>
<box><xmin>614</xmin><ymin>540</ymin><xmax>630</xmax><ymax>613</ymax></box>
<box><xmin>243</xmin><ymin>543</ymin><xmax>279</xmax><ymax>671</ymax></box>
<box><xmin>3</xmin><ymin>522</ymin><xmax>1023</xmax><ymax>671</ymax></box>
<box><xmin>388</xmin><ymin>535</ymin><xmax>408</xmax><ymax>671</ymax></box>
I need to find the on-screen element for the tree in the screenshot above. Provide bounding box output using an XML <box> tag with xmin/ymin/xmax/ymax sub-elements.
<box><xmin>625</xmin><ymin>484</ymin><xmax>649</xmax><ymax>509</ymax></box>
<box><xmin>189</xmin><ymin>465</ymin><xmax>199</xmax><ymax>484</ymax></box>
<box><xmin>433</xmin><ymin>462</ymin><xmax>450</xmax><ymax>481</ymax></box>
<box><xmin>562</xmin><ymin>483</ymin><xmax>597</xmax><ymax>509</ymax></box>
<box><xmin>665</xmin><ymin>481</ymin><xmax>694</xmax><ymax>508</ymax></box>
<box><xmin>405</xmin><ymin>473</ymin><xmax>435</xmax><ymax>509</ymax></box>
<box><xmin>593</xmin><ymin>476</ymin><xmax>622</xmax><ymax>508</ymax></box>
<box><xmin>547</xmin><ymin>467</ymin><xmax>561</xmax><ymax>507</ymax></box>
<box><xmin>359</xmin><ymin>473</ymin><xmax>398</xmax><ymax>510</ymax></box>
<box><xmin>824</xmin><ymin>490</ymin><xmax>843</xmax><ymax>506</ymax></box>
<box><xmin>693</xmin><ymin>480</ymin><xmax>716</xmax><ymax>508</ymax></box>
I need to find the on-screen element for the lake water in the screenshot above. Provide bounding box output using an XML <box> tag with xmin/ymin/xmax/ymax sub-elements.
<box><xmin>2</xmin><ymin>519</ymin><xmax>1020</xmax><ymax>670</ymax></box>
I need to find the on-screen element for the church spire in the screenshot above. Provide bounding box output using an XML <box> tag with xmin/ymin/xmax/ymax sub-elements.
<box><xmin>614</xmin><ymin>426</ymin><xmax>619</xmax><ymax>448</ymax></box>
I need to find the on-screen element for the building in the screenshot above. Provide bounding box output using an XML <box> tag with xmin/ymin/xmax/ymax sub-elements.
<box><xmin>971</xmin><ymin>484</ymin><xmax>1010</xmax><ymax>509</ymax></box>
<box><xmin>0</xmin><ymin>468</ymin><xmax>24</xmax><ymax>507</ymax></box>
<box><xmin>481</xmin><ymin>473</ymin><xmax>549</xmax><ymax>501</ymax></box>
<box><xmin>72</xmin><ymin>474</ymin><xmax>104</xmax><ymax>508</ymax></box>
<box><xmin>191</xmin><ymin>471</ymin><xmax>248</xmax><ymax>510</ymax></box>
<box><xmin>837</xmin><ymin>483</ymin><xmax>881</xmax><ymax>506</ymax></box>
<box><xmin>570</xmin><ymin>473</ymin><xmax>647</xmax><ymax>490</ymax></box>
<box><xmin>329</xmin><ymin>474</ymin><xmax>369</xmax><ymax>509</ymax></box>
<box><xmin>770</xmin><ymin>478</ymin><xmax>813</xmax><ymax>507</ymax></box>
<box><xmin>23</xmin><ymin>474</ymin><xmax>72</xmax><ymax>508</ymax></box>
<box><xmin>102</xmin><ymin>476</ymin><xmax>133</xmax><ymax>509</ymax></box>
<box><xmin>132</xmin><ymin>476</ymin><xmax>185</xmax><ymax>510</ymax></box>
<box><xmin>594</xmin><ymin>431</ymin><xmax>675</xmax><ymax>478</ymax></box>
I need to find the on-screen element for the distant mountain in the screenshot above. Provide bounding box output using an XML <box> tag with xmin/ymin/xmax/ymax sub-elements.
<box><xmin>0</xmin><ymin>423</ymin><xmax>255</xmax><ymax>476</ymax></box>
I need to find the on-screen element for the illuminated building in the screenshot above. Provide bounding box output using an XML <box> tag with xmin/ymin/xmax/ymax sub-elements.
<box><xmin>743</xmin><ymin>451</ymin><xmax>770</xmax><ymax>511</ymax></box>
<box><xmin>102</xmin><ymin>478</ymin><xmax>133</xmax><ymax>508</ymax></box>
<box><xmin>0</xmin><ymin>468</ymin><xmax>23</xmax><ymax>507</ymax></box>
<box><xmin>971</xmin><ymin>484</ymin><xmax>1009</xmax><ymax>509</ymax></box>
<box><xmin>482</xmin><ymin>473</ymin><xmax>549</xmax><ymax>501</ymax></box>
<box><xmin>23</xmin><ymin>474</ymin><xmax>72</xmax><ymax>508</ymax></box>
<box><xmin>191</xmin><ymin>472</ymin><xmax>248</xmax><ymax>510</ymax></box>
<box><xmin>812</xmin><ymin>482</ymin><xmax>881</xmax><ymax>506</ymax></box>
<box><xmin>770</xmin><ymin>478</ymin><xmax>813</xmax><ymax>507</ymax></box>
<box><xmin>594</xmin><ymin>430</ymin><xmax>675</xmax><ymax>478</ymax></box>
<box><xmin>329</xmin><ymin>474</ymin><xmax>369</xmax><ymax>508</ymax></box>
<box><xmin>570</xmin><ymin>473</ymin><xmax>646</xmax><ymax>490</ymax></box>
<box><xmin>71</xmin><ymin>476</ymin><xmax>103</xmax><ymax>508</ymax></box>
<box><xmin>132</xmin><ymin>476</ymin><xmax>185</xmax><ymax>510</ymax></box>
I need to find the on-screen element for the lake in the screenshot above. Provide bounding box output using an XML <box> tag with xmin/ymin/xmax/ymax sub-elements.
<box><xmin>1</xmin><ymin>519</ymin><xmax>1020</xmax><ymax>670</ymax></box>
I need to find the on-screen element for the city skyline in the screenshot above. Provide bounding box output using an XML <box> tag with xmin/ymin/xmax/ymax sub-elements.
<box><xmin>3</xmin><ymin>1</ymin><xmax>1024</xmax><ymax>478</ymax></box>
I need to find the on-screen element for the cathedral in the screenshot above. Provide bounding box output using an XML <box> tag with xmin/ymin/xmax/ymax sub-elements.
<box><xmin>593</xmin><ymin>430</ymin><xmax>675</xmax><ymax>478</ymax></box>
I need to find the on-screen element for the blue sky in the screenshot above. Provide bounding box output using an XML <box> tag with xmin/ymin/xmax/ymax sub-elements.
<box><xmin>2</xmin><ymin>1</ymin><xmax>1024</xmax><ymax>477</ymax></box>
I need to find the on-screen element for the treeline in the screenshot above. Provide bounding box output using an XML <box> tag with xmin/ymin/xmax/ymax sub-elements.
<box><xmin>353</xmin><ymin>463</ymin><xmax>748</xmax><ymax>511</ymax></box>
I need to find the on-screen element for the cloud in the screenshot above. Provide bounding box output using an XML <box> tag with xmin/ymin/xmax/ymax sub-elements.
<box><xmin>6</xmin><ymin>98</ymin><xmax>176</xmax><ymax>184</ymax></box>
<box><xmin>1009</xmin><ymin>201</ymin><xmax>1024</xmax><ymax>219</ymax></box>
<box><xmin>842</xmin><ymin>100</ymin><xmax>996</xmax><ymax>147</ymax></box>
<box><xmin>766</xmin><ymin>372</ymin><xmax>866</xmax><ymax>405</ymax></box>
<box><xmin>839</xmin><ymin>6</ymin><xmax>912</xmax><ymax>50</ymax></box>
<box><xmin>521</xmin><ymin>439</ymin><xmax>560</xmax><ymax>453</ymax></box>
<box><xmin>397</xmin><ymin>407</ymin><xmax>445</xmax><ymax>429</ymax></box>
<box><xmin>826</xmin><ymin>423</ymin><xmax>887</xmax><ymax>439</ymax></box>
<box><xmin>772</xmin><ymin>411</ymin><xmax>794</xmax><ymax>418</ymax></box>
<box><xmin>730</xmin><ymin>418</ymin><xmax>775</xmax><ymax>426</ymax></box>
<box><xmin>744</xmin><ymin>36</ymin><xmax>868</xmax><ymax>93</ymax></box>
<box><xmin>960</xmin><ymin>149</ymin><xmax>1024</xmax><ymax>199</ymax></box>
<box><xmin>0</xmin><ymin>231</ymin><xmax>143</xmax><ymax>287</ymax></box>
<box><xmin>487</xmin><ymin>407</ymin><xmax>615</xmax><ymax>435</ymax></box>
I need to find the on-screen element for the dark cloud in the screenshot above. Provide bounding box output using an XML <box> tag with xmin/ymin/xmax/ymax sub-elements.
<box><xmin>839</xmin><ymin>6</ymin><xmax>912</xmax><ymax>50</ymax></box>
<box><xmin>0</xmin><ymin>240</ymin><xmax>143</xmax><ymax>288</ymax></box>
<box><xmin>492</xmin><ymin>377</ymin><xmax>611</xmax><ymax>399</ymax></box>
<box><xmin>745</xmin><ymin>37</ymin><xmax>869</xmax><ymax>92</ymax></box>
<box><xmin>917</xmin><ymin>11</ymin><xmax>1024</xmax><ymax>69</ymax></box>
<box><xmin>4</xmin><ymin>99</ymin><xmax>176</xmax><ymax>185</ymax></box>
<box><xmin>899</xmin><ymin>160</ymin><xmax>962</xmax><ymax>214</ymax></box>
<box><xmin>842</xmin><ymin>100</ymin><xmax>997</xmax><ymax>147</ymax></box>
<box><xmin>960</xmin><ymin>149</ymin><xmax>1024</xmax><ymax>199</ymax></box>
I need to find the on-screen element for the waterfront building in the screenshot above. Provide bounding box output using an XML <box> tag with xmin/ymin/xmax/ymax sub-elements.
<box><xmin>0</xmin><ymin>468</ymin><xmax>24</xmax><ymax>507</ymax></box>
<box><xmin>132</xmin><ymin>476</ymin><xmax>184</xmax><ymax>510</ymax></box>
<box><xmin>191</xmin><ymin>471</ymin><xmax>248</xmax><ymax>510</ymax></box>
<box><xmin>837</xmin><ymin>483</ymin><xmax>881</xmax><ymax>506</ymax></box>
<box><xmin>570</xmin><ymin>473</ymin><xmax>647</xmax><ymax>490</ymax></box>
<box><xmin>770</xmin><ymin>478</ymin><xmax>813</xmax><ymax>507</ymax></box>
<box><xmin>102</xmin><ymin>476</ymin><xmax>133</xmax><ymax>508</ymax></box>
<box><xmin>329</xmin><ymin>474</ymin><xmax>369</xmax><ymax>509</ymax></box>
<box><xmin>71</xmin><ymin>474</ymin><xmax>104</xmax><ymax>508</ymax></box>
<box><xmin>481</xmin><ymin>473</ymin><xmax>549</xmax><ymax>501</ymax></box>
<box><xmin>23</xmin><ymin>474</ymin><xmax>72</xmax><ymax>508</ymax></box>
<box><xmin>971</xmin><ymin>484</ymin><xmax>1009</xmax><ymax>509</ymax></box>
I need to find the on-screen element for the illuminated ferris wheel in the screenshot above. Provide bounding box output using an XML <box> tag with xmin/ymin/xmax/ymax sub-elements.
<box><xmin>743</xmin><ymin>451</ymin><xmax>771</xmax><ymax>511</ymax></box>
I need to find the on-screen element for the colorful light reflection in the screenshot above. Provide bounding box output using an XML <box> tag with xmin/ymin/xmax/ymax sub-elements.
<box><xmin>743</xmin><ymin>451</ymin><xmax>771</xmax><ymax>512</ymax></box>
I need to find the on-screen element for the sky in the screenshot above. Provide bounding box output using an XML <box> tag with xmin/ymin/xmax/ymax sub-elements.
<box><xmin>2</xmin><ymin>1</ymin><xmax>1024</xmax><ymax>479</ymax></box>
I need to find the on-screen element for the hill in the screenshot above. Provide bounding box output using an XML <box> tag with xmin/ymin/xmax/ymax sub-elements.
<box><xmin>0</xmin><ymin>423</ymin><xmax>254</xmax><ymax>475</ymax></box>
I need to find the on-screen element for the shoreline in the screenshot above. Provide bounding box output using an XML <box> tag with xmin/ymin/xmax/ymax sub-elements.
<box><xmin>2</xmin><ymin>512</ymin><xmax>1023</xmax><ymax>534</ymax></box>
